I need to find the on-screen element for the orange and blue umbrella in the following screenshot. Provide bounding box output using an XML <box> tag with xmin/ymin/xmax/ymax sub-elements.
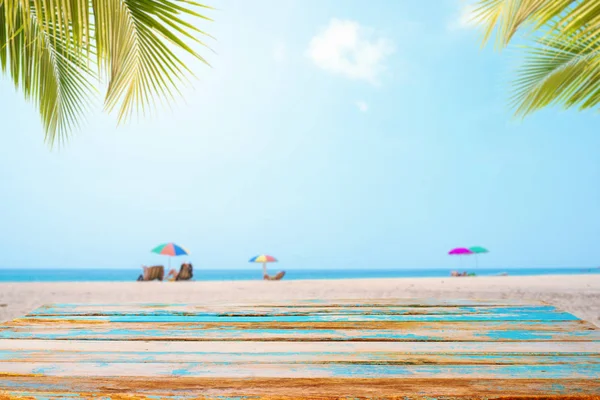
<box><xmin>249</xmin><ymin>254</ymin><xmax>277</xmax><ymax>276</ymax></box>
<box><xmin>152</xmin><ymin>243</ymin><xmax>189</xmax><ymax>268</ymax></box>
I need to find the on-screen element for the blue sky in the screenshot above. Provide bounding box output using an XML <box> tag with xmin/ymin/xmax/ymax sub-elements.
<box><xmin>0</xmin><ymin>0</ymin><xmax>599</xmax><ymax>270</ymax></box>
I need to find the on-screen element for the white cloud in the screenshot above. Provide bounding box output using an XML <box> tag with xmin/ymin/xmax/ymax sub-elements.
<box><xmin>273</xmin><ymin>41</ymin><xmax>286</xmax><ymax>63</ymax></box>
<box><xmin>306</xmin><ymin>19</ymin><xmax>394</xmax><ymax>85</ymax></box>
<box><xmin>448</xmin><ymin>2</ymin><xmax>481</xmax><ymax>31</ymax></box>
<box><xmin>356</xmin><ymin>101</ymin><xmax>368</xmax><ymax>112</ymax></box>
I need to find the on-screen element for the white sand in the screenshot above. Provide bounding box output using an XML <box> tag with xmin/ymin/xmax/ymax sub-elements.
<box><xmin>1</xmin><ymin>274</ymin><xmax>599</xmax><ymax>326</ymax></box>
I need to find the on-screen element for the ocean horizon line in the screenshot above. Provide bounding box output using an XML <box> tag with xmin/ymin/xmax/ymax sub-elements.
<box><xmin>1</xmin><ymin>266</ymin><xmax>599</xmax><ymax>270</ymax></box>
<box><xmin>1</xmin><ymin>266</ymin><xmax>598</xmax><ymax>283</ymax></box>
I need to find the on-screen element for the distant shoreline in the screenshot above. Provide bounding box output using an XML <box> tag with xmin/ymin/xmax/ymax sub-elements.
<box><xmin>0</xmin><ymin>267</ymin><xmax>598</xmax><ymax>283</ymax></box>
<box><xmin>0</xmin><ymin>272</ymin><xmax>599</xmax><ymax>284</ymax></box>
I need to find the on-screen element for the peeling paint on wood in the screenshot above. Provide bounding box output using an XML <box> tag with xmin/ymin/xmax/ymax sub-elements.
<box><xmin>0</xmin><ymin>299</ymin><xmax>598</xmax><ymax>399</ymax></box>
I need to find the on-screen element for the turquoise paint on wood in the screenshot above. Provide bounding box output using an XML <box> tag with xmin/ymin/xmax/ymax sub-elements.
<box><xmin>1</xmin><ymin>327</ymin><xmax>599</xmax><ymax>341</ymax></box>
<box><xmin>0</xmin><ymin>349</ymin><xmax>599</xmax><ymax>364</ymax></box>
<box><xmin>29</xmin><ymin>305</ymin><xmax>560</xmax><ymax>317</ymax></box>
<box><xmin>24</xmin><ymin>311</ymin><xmax>579</xmax><ymax>322</ymax></box>
<box><xmin>0</xmin><ymin>300</ymin><xmax>599</xmax><ymax>398</ymax></box>
<box><xmin>1</xmin><ymin>361</ymin><xmax>600</xmax><ymax>378</ymax></box>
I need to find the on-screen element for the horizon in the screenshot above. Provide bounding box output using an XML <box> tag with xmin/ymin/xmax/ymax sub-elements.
<box><xmin>2</xmin><ymin>265</ymin><xmax>598</xmax><ymax>271</ymax></box>
<box><xmin>1</xmin><ymin>0</ymin><xmax>599</xmax><ymax>271</ymax></box>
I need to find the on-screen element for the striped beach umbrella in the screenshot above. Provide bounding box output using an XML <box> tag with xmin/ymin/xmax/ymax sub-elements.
<box><xmin>151</xmin><ymin>243</ymin><xmax>189</xmax><ymax>268</ymax></box>
<box><xmin>249</xmin><ymin>254</ymin><xmax>277</xmax><ymax>277</ymax></box>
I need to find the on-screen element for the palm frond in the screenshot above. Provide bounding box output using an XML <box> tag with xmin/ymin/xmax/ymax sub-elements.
<box><xmin>93</xmin><ymin>0</ymin><xmax>211</xmax><ymax>123</ymax></box>
<box><xmin>475</xmin><ymin>0</ymin><xmax>578</xmax><ymax>48</ymax></box>
<box><xmin>0</xmin><ymin>0</ymin><xmax>212</xmax><ymax>145</ymax></box>
<box><xmin>1</xmin><ymin>0</ymin><xmax>95</xmax><ymax>146</ymax></box>
<box><xmin>474</xmin><ymin>0</ymin><xmax>600</xmax><ymax>117</ymax></box>
<box><xmin>473</xmin><ymin>0</ymin><xmax>504</xmax><ymax>47</ymax></box>
<box><xmin>512</xmin><ymin>33</ymin><xmax>600</xmax><ymax>116</ymax></box>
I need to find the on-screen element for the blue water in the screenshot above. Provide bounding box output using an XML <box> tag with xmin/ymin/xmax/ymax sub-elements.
<box><xmin>0</xmin><ymin>267</ymin><xmax>598</xmax><ymax>282</ymax></box>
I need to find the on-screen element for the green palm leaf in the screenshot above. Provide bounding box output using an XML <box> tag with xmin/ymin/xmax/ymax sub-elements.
<box><xmin>475</xmin><ymin>0</ymin><xmax>600</xmax><ymax>116</ymax></box>
<box><xmin>0</xmin><ymin>0</ymin><xmax>211</xmax><ymax>145</ymax></box>
<box><xmin>512</xmin><ymin>35</ymin><xmax>600</xmax><ymax>116</ymax></box>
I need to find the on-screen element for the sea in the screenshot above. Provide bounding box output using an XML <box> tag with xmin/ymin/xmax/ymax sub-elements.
<box><xmin>0</xmin><ymin>267</ymin><xmax>598</xmax><ymax>282</ymax></box>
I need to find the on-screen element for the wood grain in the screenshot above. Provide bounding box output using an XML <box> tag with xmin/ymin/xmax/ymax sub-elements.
<box><xmin>0</xmin><ymin>299</ymin><xmax>598</xmax><ymax>399</ymax></box>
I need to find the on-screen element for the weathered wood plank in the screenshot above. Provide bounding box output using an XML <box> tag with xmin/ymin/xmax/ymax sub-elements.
<box><xmin>1</xmin><ymin>339</ymin><xmax>597</xmax><ymax>353</ymax></box>
<box><xmin>1</xmin><ymin>350</ymin><xmax>598</xmax><ymax>365</ymax></box>
<box><xmin>20</xmin><ymin>310</ymin><xmax>579</xmax><ymax>322</ymax></box>
<box><xmin>1</xmin><ymin>361</ymin><xmax>599</xmax><ymax>378</ymax></box>
<box><xmin>1</xmin><ymin>321</ymin><xmax>598</xmax><ymax>341</ymax></box>
<box><xmin>2</xmin><ymin>377</ymin><xmax>599</xmax><ymax>399</ymax></box>
<box><xmin>10</xmin><ymin>318</ymin><xmax>590</xmax><ymax>329</ymax></box>
<box><xmin>31</xmin><ymin>305</ymin><xmax>556</xmax><ymax>317</ymax></box>
<box><xmin>36</xmin><ymin>298</ymin><xmax>541</xmax><ymax>311</ymax></box>
<box><xmin>1</xmin><ymin>300</ymin><xmax>598</xmax><ymax>398</ymax></box>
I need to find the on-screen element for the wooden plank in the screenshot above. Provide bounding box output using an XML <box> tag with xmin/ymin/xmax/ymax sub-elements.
<box><xmin>1</xmin><ymin>349</ymin><xmax>598</xmax><ymax>365</ymax></box>
<box><xmin>20</xmin><ymin>309</ymin><xmax>579</xmax><ymax>322</ymax></box>
<box><xmin>2</xmin><ymin>377</ymin><xmax>599</xmax><ymax>398</ymax></box>
<box><xmin>1</xmin><ymin>361</ymin><xmax>599</xmax><ymax>378</ymax></box>
<box><xmin>11</xmin><ymin>318</ymin><xmax>590</xmax><ymax>329</ymax></box>
<box><xmin>31</xmin><ymin>304</ymin><xmax>556</xmax><ymax>316</ymax></box>
<box><xmin>1</xmin><ymin>339</ymin><xmax>598</xmax><ymax>354</ymax></box>
<box><xmin>1</xmin><ymin>300</ymin><xmax>598</xmax><ymax>399</ymax></box>
<box><xmin>1</xmin><ymin>321</ymin><xmax>598</xmax><ymax>341</ymax></box>
<box><xmin>35</xmin><ymin>298</ymin><xmax>541</xmax><ymax>311</ymax></box>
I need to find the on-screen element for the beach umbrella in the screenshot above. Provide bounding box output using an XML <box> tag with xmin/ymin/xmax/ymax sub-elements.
<box><xmin>151</xmin><ymin>243</ymin><xmax>189</xmax><ymax>269</ymax></box>
<box><xmin>448</xmin><ymin>247</ymin><xmax>473</xmax><ymax>256</ymax></box>
<box><xmin>249</xmin><ymin>254</ymin><xmax>277</xmax><ymax>277</ymax></box>
<box><xmin>448</xmin><ymin>247</ymin><xmax>473</xmax><ymax>270</ymax></box>
<box><xmin>469</xmin><ymin>246</ymin><xmax>489</xmax><ymax>268</ymax></box>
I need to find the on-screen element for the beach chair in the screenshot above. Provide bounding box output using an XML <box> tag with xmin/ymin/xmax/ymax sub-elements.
<box><xmin>137</xmin><ymin>265</ymin><xmax>165</xmax><ymax>281</ymax></box>
<box><xmin>263</xmin><ymin>270</ymin><xmax>286</xmax><ymax>280</ymax></box>
<box><xmin>169</xmin><ymin>263</ymin><xmax>193</xmax><ymax>281</ymax></box>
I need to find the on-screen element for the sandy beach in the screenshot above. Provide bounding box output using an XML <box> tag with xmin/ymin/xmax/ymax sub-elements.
<box><xmin>1</xmin><ymin>274</ymin><xmax>598</xmax><ymax>326</ymax></box>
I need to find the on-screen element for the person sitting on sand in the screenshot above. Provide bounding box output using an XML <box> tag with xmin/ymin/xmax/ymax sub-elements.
<box><xmin>137</xmin><ymin>265</ymin><xmax>165</xmax><ymax>281</ymax></box>
<box><xmin>168</xmin><ymin>262</ymin><xmax>194</xmax><ymax>281</ymax></box>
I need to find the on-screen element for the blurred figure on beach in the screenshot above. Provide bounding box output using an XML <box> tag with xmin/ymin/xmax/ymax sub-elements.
<box><xmin>168</xmin><ymin>262</ymin><xmax>193</xmax><ymax>281</ymax></box>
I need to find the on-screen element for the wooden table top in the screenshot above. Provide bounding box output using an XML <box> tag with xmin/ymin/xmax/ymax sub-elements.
<box><xmin>0</xmin><ymin>299</ymin><xmax>599</xmax><ymax>399</ymax></box>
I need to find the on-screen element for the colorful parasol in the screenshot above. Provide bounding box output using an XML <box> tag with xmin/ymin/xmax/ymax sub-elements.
<box><xmin>249</xmin><ymin>254</ymin><xmax>277</xmax><ymax>277</ymax></box>
<box><xmin>448</xmin><ymin>247</ymin><xmax>472</xmax><ymax>271</ymax></box>
<box><xmin>448</xmin><ymin>248</ymin><xmax>473</xmax><ymax>255</ymax></box>
<box><xmin>151</xmin><ymin>243</ymin><xmax>189</xmax><ymax>268</ymax></box>
<box><xmin>469</xmin><ymin>246</ymin><xmax>489</xmax><ymax>254</ymax></box>
<box><xmin>469</xmin><ymin>246</ymin><xmax>489</xmax><ymax>268</ymax></box>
